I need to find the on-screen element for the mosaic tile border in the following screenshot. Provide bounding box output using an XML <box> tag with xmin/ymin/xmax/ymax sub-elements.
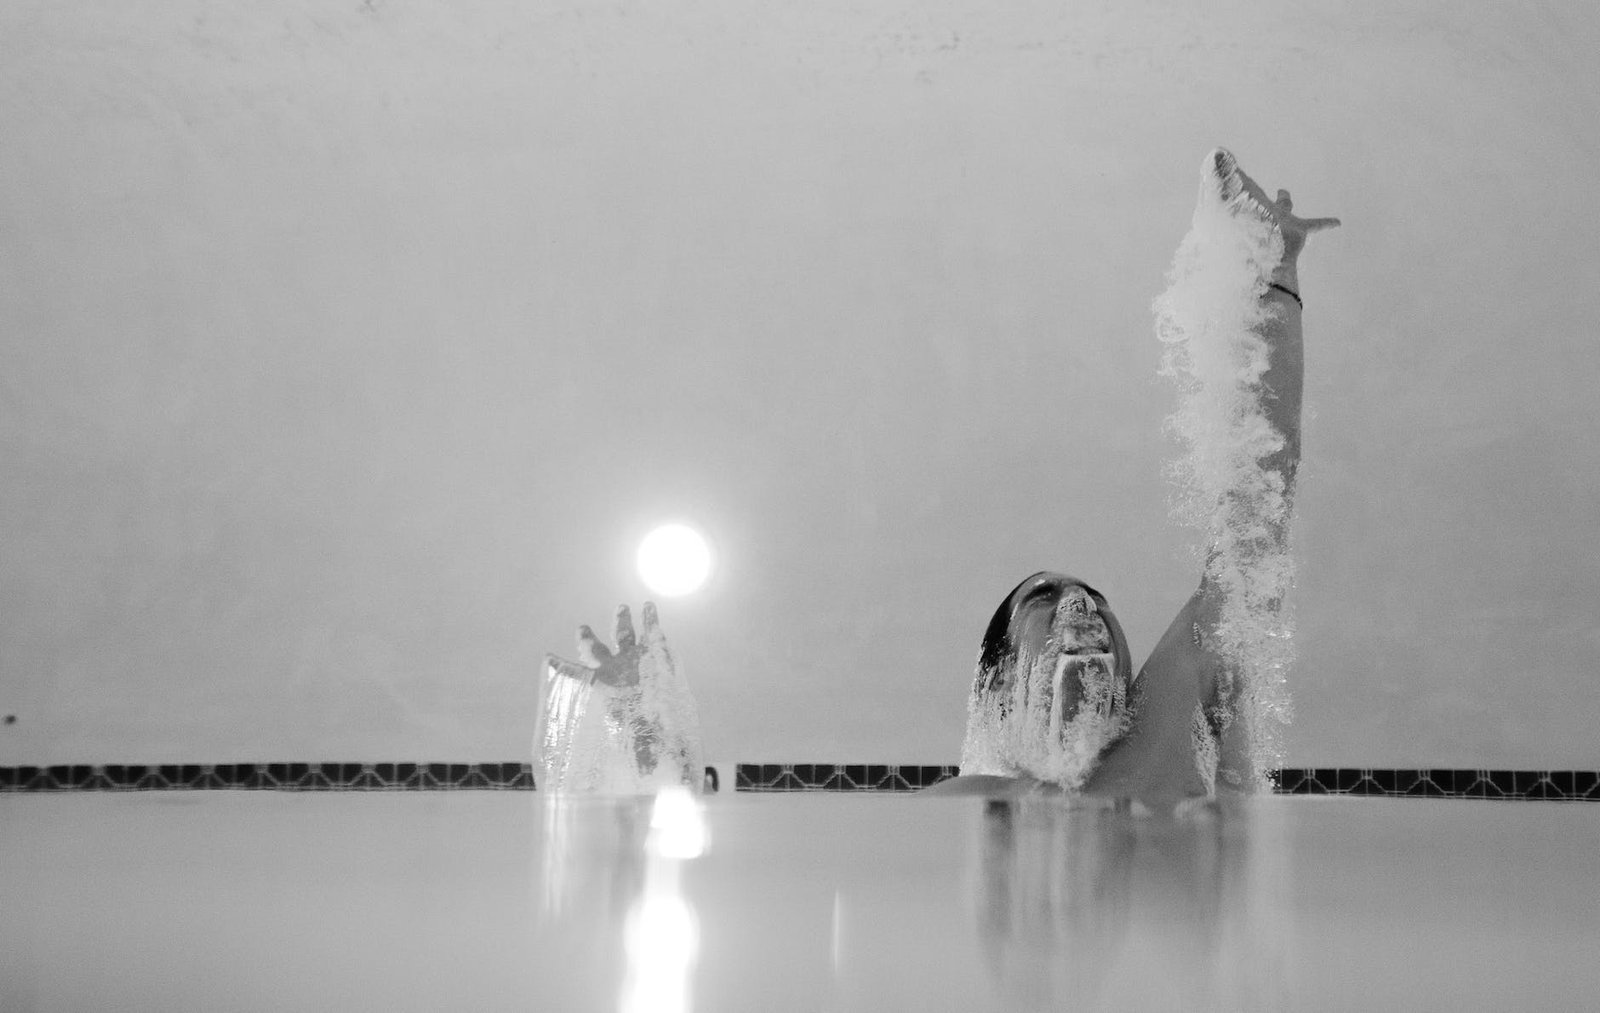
<box><xmin>1273</xmin><ymin>767</ymin><xmax>1600</xmax><ymax>800</ymax></box>
<box><xmin>735</xmin><ymin>763</ymin><xmax>959</xmax><ymax>792</ymax></box>
<box><xmin>0</xmin><ymin>763</ymin><xmax>535</xmax><ymax>792</ymax></box>
<box><xmin>739</xmin><ymin>765</ymin><xmax>1600</xmax><ymax>799</ymax></box>
<box><xmin>1</xmin><ymin>764</ymin><xmax>1596</xmax><ymax>799</ymax></box>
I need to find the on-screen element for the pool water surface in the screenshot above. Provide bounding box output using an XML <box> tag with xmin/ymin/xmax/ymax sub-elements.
<box><xmin>2</xmin><ymin>792</ymin><xmax>1595</xmax><ymax>1011</ymax></box>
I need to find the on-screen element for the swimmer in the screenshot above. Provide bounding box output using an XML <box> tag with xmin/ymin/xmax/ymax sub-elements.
<box><xmin>931</xmin><ymin>148</ymin><xmax>1340</xmax><ymax>805</ymax></box>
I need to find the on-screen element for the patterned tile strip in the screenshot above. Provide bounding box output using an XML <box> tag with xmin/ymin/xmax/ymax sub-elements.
<box><xmin>0</xmin><ymin>764</ymin><xmax>1595</xmax><ymax>799</ymax></box>
<box><xmin>0</xmin><ymin>763</ymin><xmax>536</xmax><ymax>792</ymax></box>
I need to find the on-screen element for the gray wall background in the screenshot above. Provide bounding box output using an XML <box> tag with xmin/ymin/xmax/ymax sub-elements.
<box><xmin>3</xmin><ymin>0</ymin><xmax>1597</xmax><ymax>767</ymax></box>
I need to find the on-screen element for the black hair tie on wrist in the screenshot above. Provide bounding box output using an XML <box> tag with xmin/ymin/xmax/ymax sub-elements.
<box><xmin>1266</xmin><ymin>281</ymin><xmax>1303</xmax><ymax>308</ymax></box>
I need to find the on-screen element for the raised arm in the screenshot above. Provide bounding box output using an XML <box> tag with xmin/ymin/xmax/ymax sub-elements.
<box><xmin>1087</xmin><ymin>150</ymin><xmax>1339</xmax><ymax>801</ymax></box>
<box><xmin>1219</xmin><ymin>149</ymin><xmax>1340</xmax><ymax>515</ymax></box>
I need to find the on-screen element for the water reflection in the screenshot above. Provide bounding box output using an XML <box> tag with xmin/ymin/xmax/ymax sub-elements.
<box><xmin>620</xmin><ymin>787</ymin><xmax>707</xmax><ymax>1013</ymax></box>
<box><xmin>535</xmin><ymin>789</ymin><xmax>707</xmax><ymax>1013</ymax></box>
<box><xmin>969</xmin><ymin>798</ymin><xmax>1289</xmax><ymax>1011</ymax></box>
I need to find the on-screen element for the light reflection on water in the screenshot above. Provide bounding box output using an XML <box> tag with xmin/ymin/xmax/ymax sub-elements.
<box><xmin>534</xmin><ymin>791</ymin><xmax>1293</xmax><ymax>1012</ymax></box>
<box><xmin>6</xmin><ymin>791</ymin><xmax>1588</xmax><ymax>1011</ymax></box>
<box><xmin>538</xmin><ymin>787</ymin><xmax>708</xmax><ymax>1013</ymax></box>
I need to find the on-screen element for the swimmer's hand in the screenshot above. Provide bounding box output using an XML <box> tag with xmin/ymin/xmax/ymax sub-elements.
<box><xmin>1209</xmin><ymin>147</ymin><xmax>1340</xmax><ymax>269</ymax></box>
<box><xmin>545</xmin><ymin>602</ymin><xmax>670</xmax><ymax>689</ymax></box>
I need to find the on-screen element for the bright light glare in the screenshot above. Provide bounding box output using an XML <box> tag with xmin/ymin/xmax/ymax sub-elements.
<box><xmin>649</xmin><ymin>785</ymin><xmax>708</xmax><ymax>860</ymax></box>
<box><xmin>636</xmin><ymin>524</ymin><xmax>713</xmax><ymax>597</ymax></box>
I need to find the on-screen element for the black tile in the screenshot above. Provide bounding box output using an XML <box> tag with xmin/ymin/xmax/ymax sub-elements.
<box><xmin>343</xmin><ymin>765</ymin><xmax>381</xmax><ymax>790</ymax></box>
<box><xmin>459</xmin><ymin>766</ymin><xmax>492</xmax><ymax>788</ymax></box>
<box><xmin>1524</xmin><ymin>778</ymin><xmax>1561</xmax><ymax>800</ymax></box>
<box><xmin>298</xmin><ymin>765</ymin><xmax>333</xmax><ymax>789</ymax></box>
<box><xmin>1293</xmin><ymin>772</ymin><xmax>1327</xmax><ymax>794</ymax></box>
<box><xmin>1367</xmin><ymin>770</ymin><xmax>1397</xmax><ymax>793</ymax></box>
<box><xmin>735</xmin><ymin>764</ymin><xmax>757</xmax><ymax>790</ymax></box>
<box><xmin>48</xmin><ymin>765</ymin><xmax>88</xmax><ymax>789</ymax></box>
<box><xmin>883</xmin><ymin>771</ymin><xmax>913</xmax><ymax>791</ymax></box>
<box><xmin>1345</xmin><ymin>774</ymin><xmax>1377</xmax><ymax>796</ymax></box>
<box><xmin>1547</xmin><ymin>771</ymin><xmax>1575</xmax><ymax>797</ymax></box>
<box><xmin>505</xmin><ymin>765</ymin><xmax>536</xmax><ymax>790</ymax></box>
<box><xmin>917</xmin><ymin>766</ymin><xmax>953</xmax><ymax>788</ymax></box>
<box><xmin>114</xmin><ymin>765</ymin><xmax>150</xmax><ymax>789</ymax></box>
<box><xmin>1511</xmin><ymin>771</ymin><xmax>1539</xmax><ymax>796</ymax></box>
<box><xmin>321</xmin><ymin>763</ymin><xmax>351</xmax><ymax>785</ymax></box>
<box><xmin>1405</xmin><ymin>775</ymin><xmax>1446</xmax><ymax>798</ymax></box>
<box><xmin>1274</xmin><ymin>769</ymin><xmax>1307</xmax><ymax>793</ymax></box>
<box><xmin>1574</xmin><ymin>771</ymin><xmax>1599</xmax><ymax>797</ymax></box>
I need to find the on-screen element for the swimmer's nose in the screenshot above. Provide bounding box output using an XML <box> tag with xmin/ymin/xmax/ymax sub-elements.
<box><xmin>1059</xmin><ymin>587</ymin><xmax>1096</xmax><ymax>617</ymax></box>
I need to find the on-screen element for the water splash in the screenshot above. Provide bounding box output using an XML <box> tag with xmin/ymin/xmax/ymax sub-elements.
<box><xmin>961</xmin><ymin>581</ymin><xmax>1132</xmax><ymax>790</ymax></box>
<box><xmin>534</xmin><ymin>632</ymin><xmax>706</xmax><ymax>793</ymax></box>
<box><xmin>1153</xmin><ymin>165</ymin><xmax>1296</xmax><ymax>784</ymax></box>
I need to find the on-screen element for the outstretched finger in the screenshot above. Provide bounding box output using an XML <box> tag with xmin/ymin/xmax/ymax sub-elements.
<box><xmin>613</xmin><ymin>604</ymin><xmax>637</xmax><ymax>652</ymax></box>
<box><xmin>576</xmin><ymin>624</ymin><xmax>612</xmax><ymax>667</ymax></box>
<box><xmin>640</xmin><ymin>601</ymin><xmax>666</xmax><ymax>645</ymax></box>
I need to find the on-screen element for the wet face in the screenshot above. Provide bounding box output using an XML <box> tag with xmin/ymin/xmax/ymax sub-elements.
<box><xmin>1051</xmin><ymin>586</ymin><xmax>1113</xmax><ymax>655</ymax></box>
<box><xmin>1041</xmin><ymin>588</ymin><xmax>1123</xmax><ymax>732</ymax></box>
<box><xmin>973</xmin><ymin>573</ymin><xmax>1130</xmax><ymax>725</ymax></box>
<box><xmin>966</xmin><ymin>573</ymin><xmax>1134</xmax><ymax>786</ymax></box>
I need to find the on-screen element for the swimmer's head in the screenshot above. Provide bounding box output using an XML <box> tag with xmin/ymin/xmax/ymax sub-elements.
<box><xmin>973</xmin><ymin>571</ymin><xmax>1135</xmax><ymax>773</ymax></box>
<box><xmin>979</xmin><ymin>572</ymin><xmax>1132</xmax><ymax>689</ymax></box>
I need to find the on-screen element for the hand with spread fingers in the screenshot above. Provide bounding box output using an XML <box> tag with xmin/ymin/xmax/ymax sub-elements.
<box><xmin>538</xmin><ymin>601</ymin><xmax>702</xmax><ymax>792</ymax></box>
<box><xmin>545</xmin><ymin>602</ymin><xmax>670</xmax><ymax>689</ymax></box>
<box><xmin>1210</xmin><ymin>147</ymin><xmax>1340</xmax><ymax>287</ymax></box>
